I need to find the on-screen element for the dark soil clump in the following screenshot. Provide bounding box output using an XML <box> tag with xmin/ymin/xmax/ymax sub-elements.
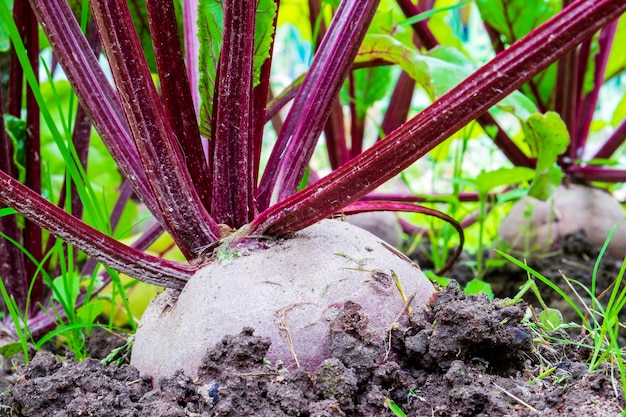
<box><xmin>1</xmin><ymin>284</ymin><xmax>623</xmax><ymax>416</ymax></box>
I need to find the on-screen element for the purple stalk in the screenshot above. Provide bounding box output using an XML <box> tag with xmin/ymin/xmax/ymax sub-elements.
<box><xmin>0</xmin><ymin>76</ymin><xmax>28</xmax><ymax>309</ymax></box>
<box><xmin>28</xmin><ymin>221</ymin><xmax>166</xmax><ymax>337</ymax></box>
<box><xmin>574</xmin><ymin>39</ymin><xmax>592</xmax><ymax>109</ymax></box>
<box><xmin>252</xmin><ymin>26</ymin><xmax>278</xmax><ymax>190</ymax></box>
<box><xmin>309</xmin><ymin>0</ymin><xmax>350</xmax><ymax>169</ymax></box>
<box><xmin>210</xmin><ymin>1</ymin><xmax>257</xmax><ymax>227</ymax></box>
<box><xmin>251</xmin><ymin>0</ymin><xmax>626</xmax><ymax>236</ymax></box>
<box><xmin>89</xmin><ymin>0</ymin><xmax>220</xmax><ymax>256</ymax></box>
<box><xmin>257</xmin><ymin>0</ymin><xmax>381</xmax><ymax>208</ymax></box>
<box><xmin>326</xmin><ymin>99</ymin><xmax>350</xmax><ymax>168</ymax></box>
<box><xmin>6</xmin><ymin>1</ymin><xmax>24</xmax><ymax>120</ymax></box>
<box><xmin>573</xmin><ymin>21</ymin><xmax>617</xmax><ymax>158</ymax></box>
<box><xmin>593</xmin><ymin>118</ymin><xmax>626</xmax><ymax>160</ymax></box>
<box><xmin>554</xmin><ymin>50</ymin><xmax>578</xmax><ymax>135</ymax></box>
<box><xmin>553</xmin><ymin>0</ymin><xmax>577</xmax><ymax>134</ymax></box>
<box><xmin>183</xmin><ymin>0</ymin><xmax>201</xmax><ymax>116</ymax></box>
<box><xmin>145</xmin><ymin>0</ymin><xmax>212</xmax><ymax>211</ymax></box>
<box><xmin>381</xmin><ymin>71</ymin><xmax>415</xmax><ymax>136</ymax></box>
<box><xmin>22</xmin><ymin>0</ymin><xmax>43</xmax><ymax>310</ymax></box>
<box><xmin>347</xmin><ymin>73</ymin><xmax>365</xmax><ymax>159</ymax></box>
<box><xmin>572</xmin><ymin>166</ymin><xmax>626</xmax><ymax>183</ymax></box>
<box><xmin>27</xmin><ymin>0</ymin><xmax>161</xmax><ymax>218</ymax></box>
<box><xmin>0</xmin><ymin>170</ymin><xmax>194</xmax><ymax>287</ymax></box>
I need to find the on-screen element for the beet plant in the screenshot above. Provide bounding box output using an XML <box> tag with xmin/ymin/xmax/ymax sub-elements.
<box><xmin>1</xmin><ymin>0</ymin><xmax>625</xmax><ymax>379</ymax></box>
<box><xmin>374</xmin><ymin>1</ymin><xmax>626</xmax><ymax>274</ymax></box>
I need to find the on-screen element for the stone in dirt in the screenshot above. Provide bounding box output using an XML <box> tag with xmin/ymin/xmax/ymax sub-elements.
<box><xmin>1</xmin><ymin>284</ymin><xmax>623</xmax><ymax>416</ymax></box>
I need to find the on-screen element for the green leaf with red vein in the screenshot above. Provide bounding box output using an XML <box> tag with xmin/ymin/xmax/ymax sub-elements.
<box><xmin>254</xmin><ymin>0</ymin><xmax>277</xmax><ymax>86</ymax></box>
<box><xmin>197</xmin><ymin>0</ymin><xmax>223</xmax><ymax>138</ymax></box>
<box><xmin>522</xmin><ymin>111</ymin><xmax>570</xmax><ymax>199</ymax></box>
<box><xmin>197</xmin><ymin>0</ymin><xmax>276</xmax><ymax>139</ymax></box>
<box><xmin>355</xmin><ymin>34</ymin><xmax>432</xmax><ymax>96</ymax></box>
<box><xmin>477</xmin><ymin>0</ymin><xmax>560</xmax><ymax>44</ymax></box>
<box><xmin>356</xmin><ymin>35</ymin><xmax>537</xmax><ymax>118</ymax></box>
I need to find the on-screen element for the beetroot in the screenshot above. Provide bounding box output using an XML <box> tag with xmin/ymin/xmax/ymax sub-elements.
<box><xmin>131</xmin><ymin>220</ymin><xmax>435</xmax><ymax>379</ymax></box>
<box><xmin>499</xmin><ymin>184</ymin><xmax>626</xmax><ymax>259</ymax></box>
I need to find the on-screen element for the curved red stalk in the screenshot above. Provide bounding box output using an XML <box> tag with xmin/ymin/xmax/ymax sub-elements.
<box><xmin>0</xmin><ymin>171</ymin><xmax>195</xmax><ymax>287</ymax></box>
<box><xmin>251</xmin><ymin>0</ymin><xmax>626</xmax><ymax>237</ymax></box>
<box><xmin>340</xmin><ymin>200</ymin><xmax>463</xmax><ymax>276</ymax></box>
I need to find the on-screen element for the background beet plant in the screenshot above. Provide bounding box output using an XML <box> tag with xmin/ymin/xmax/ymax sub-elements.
<box><xmin>0</xmin><ymin>0</ymin><xmax>625</xmax><ymax>359</ymax></box>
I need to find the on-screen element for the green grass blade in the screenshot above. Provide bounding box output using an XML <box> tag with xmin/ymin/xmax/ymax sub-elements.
<box><xmin>0</xmin><ymin>278</ymin><xmax>31</xmax><ymax>362</ymax></box>
<box><xmin>496</xmin><ymin>250</ymin><xmax>585</xmax><ymax>321</ymax></box>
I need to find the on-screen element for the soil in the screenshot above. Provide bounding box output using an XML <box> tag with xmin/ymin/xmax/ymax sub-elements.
<box><xmin>0</xmin><ymin>230</ymin><xmax>624</xmax><ymax>416</ymax></box>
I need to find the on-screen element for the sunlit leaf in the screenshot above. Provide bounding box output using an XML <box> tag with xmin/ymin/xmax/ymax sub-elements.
<box><xmin>522</xmin><ymin>112</ymin><xmax>569</xmax><ymax>200</ymax></box>
<box><xmin>476</xmin><ymin>0</ymin><xmax>559</xmax><ymax>44</ymax></box>
<box><xmin>348</xmin><ymin>66</ymin><xmax>392</xmax><ymax>120</ymax></box>
<box><xmin>76</xmin><ymin>300</ymin><xmax>104</xmax><ymax>326</ymax></box>
<box><xmin>197</xmin><ymin>0</ymin><xmax>223</xmax><ymax>138</ymax></box>
<box><xmin>254</xmin><ymin>0</ymin><xmax>277</xmax><ymax>86</ymax></box>
<box><xmin>355</xmin><ymin>34</ymin><xmax>432</xmax><ymax>96</ymax></box>
<box><xmin>612</xmin><ymin>91</ymin><xmax>626</xmax><ymax>127</ymax></box>
<box><xmin>539</xmin><ymin>307</ymin><xmax>564</xmax><ymax>331</ymax></box>
<box><xmin>198</xmin><ymin>1</ymin><xmax>276</xmax><ymax>137</ymax></box>
<box><xmin>474</xmin><ymin>167</ymin><xmax>535</xmax><ymax>195</ymax></box>
<box><xmin>464</xmin><ymin>278</ymin><xmax>494</xmax><ymax>299</ymax></box>
<box><xmin>606</xmin><ymin>15</ymin><xmax>626</xmax><ymax>80</ymax></box>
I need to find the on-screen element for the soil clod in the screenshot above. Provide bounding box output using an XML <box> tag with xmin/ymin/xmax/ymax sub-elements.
<box><xmin>1</xmin><ymin>283</ymin><xmax>624</xmax><ymax>416</ymax></box>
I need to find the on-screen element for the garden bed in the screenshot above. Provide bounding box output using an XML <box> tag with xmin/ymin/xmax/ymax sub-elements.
<box><xmin>1</xmin><ymin>231</ymin><xmax>623</xmax><ymax>416</ymax></box>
